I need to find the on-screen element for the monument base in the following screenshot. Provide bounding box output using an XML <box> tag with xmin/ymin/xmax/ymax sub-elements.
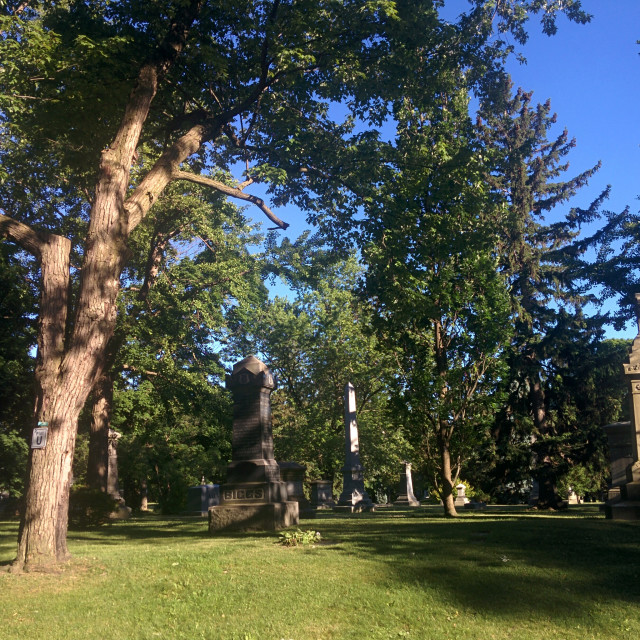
<box><xmin>333</xmin><ymin>503</ymin><xmax>375</xmax><ymax>513</ymax></box>
<box><xmin>208</xmin><ymin>501</ymin><xmax>299</xmax><ymax>533</ymax></box>
<box><xmin>605</xmin><ymin>501</ymin><xmax>640</xmax><ymax>520</ymax></box>
<box><xmin>394</xmin><ymin>494</ymin><xmax>420</xmax><ymax>507</ymax></box>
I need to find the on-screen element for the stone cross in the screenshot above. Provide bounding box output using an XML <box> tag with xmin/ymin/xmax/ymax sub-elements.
<box><xmin>336</xmin><ymin>382</ymin><xmax>373</xmax><ymax>511</ymax></box>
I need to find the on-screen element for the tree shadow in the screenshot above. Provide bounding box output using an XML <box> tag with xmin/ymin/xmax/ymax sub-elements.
<box><xmin>301</xmin><ymin>509</ymin><xmax>640</xmax><ymax>622</ymax></box>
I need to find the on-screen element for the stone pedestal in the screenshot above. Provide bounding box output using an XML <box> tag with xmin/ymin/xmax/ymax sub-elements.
<box><xmin>209</xmin><ymin>356</ymin><xmax>299</xmax><ymax>532</ymax></box>
<box><xmin>336</xmin><ymin>382</ymin><xmax>374</xmax><ymax>512</ymax></box>
<box><xmin>454</xmin><ymin>483</ymin><xmax>468</xmax><ymax>508</ymax></box>
<box><xmin>603</xmin><ymin>421</ymin><xmax>634</xmax><ymax>501</ymax></box>
<box><xmin>394</xmin><ymin>463</ymin><xmax>420</xmax><ymax>507</ymax></box>
<box><xmin>607</xmin><ymin>294</ymin><xmax>640</xmax><ymax>520</ymax></box>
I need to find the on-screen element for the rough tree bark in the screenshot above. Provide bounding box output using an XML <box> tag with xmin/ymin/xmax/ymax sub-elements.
<box><xmin>87</xmin><ymin>373</ymin><xmax>112</xmax><ymax>493</ymax></box>
<box><xmin>434</xmin><ymin>318</ymin><xmax>458</xmax><ymax>517</ymax></box>
<box><xmin>3</xmin><ymin>1</ymin><xmax>207</xmax><ymax>570</ymax></box>
<box><xmin>86</xmin><ymin>228</ymin><xmax>176</xmax><ymax>491</ymax></box>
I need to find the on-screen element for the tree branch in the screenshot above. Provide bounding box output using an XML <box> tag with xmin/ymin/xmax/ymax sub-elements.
<box><xmin>0</xmin><ymin>211</ymin><xmax>48</xmax><ymax>259</ymax></box>
<box><xmin>172</xmin><ymin>170</ymin><xmax>289</xmax><ymax>230</ymax></box>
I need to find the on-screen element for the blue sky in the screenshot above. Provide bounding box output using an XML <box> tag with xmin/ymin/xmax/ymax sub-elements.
<box><xmin>503</xmin><ymin>1</ymin><xmax>640</xmax><ymax>337</ymax></box>
<box><xmin>247</xmin><ymin>1</ymin><xmax>640</xmax><ymax>336</ymax></box>
<box><xmin>503</xmin><ymin>0</ymin><xmax>639</xmax><ymax>223</ymax></box>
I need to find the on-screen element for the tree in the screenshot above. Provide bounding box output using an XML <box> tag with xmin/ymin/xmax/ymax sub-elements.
<box><xmin>476</xmin><ymin>78</ymin><xmax>605</xmax><ymax>508</ymax></box>
<box><xmin>0</xmin><ymin>0</ymin><xmax>592</xmax><ymax>568</ymax></box>
<box><xmin>361</xmin><ymin>86</ymin><xmax>513</xmax><ymax>516</ymax></box>
<box><xmin>84</xmin><ymin>177</ymin><xmax>265</xmax><ymax>497</ymax></box>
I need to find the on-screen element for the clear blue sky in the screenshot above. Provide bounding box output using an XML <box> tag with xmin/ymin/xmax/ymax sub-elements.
<box><xmin>249</xmin><ymin>1</ymin><xmax>640</xmax><ymax>335</ymax></box>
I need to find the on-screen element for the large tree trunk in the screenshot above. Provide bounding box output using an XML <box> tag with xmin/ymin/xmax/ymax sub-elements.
<box><xmin>12</xmin><ymin>66</ymin><xmax>158</xmax><ymax>573</ymax></box>
<box><xmin>433</xmin><ymin>318</ymin><xmax>457</xmax><ymax>517</ymax></box>
<box><xmin>12</xmin><ymin>234</ymin><xmax>78</xmax><ymax>569</ymax></box>
<box><xmin>530</xmin><ymin>375</ymin><xmax>565</xmax><ymax>510</ymax></box>
<box><xmin>87</xmin><ymin>373</ymin><xmax>113</xmax><ymax>493</ymax></box>
<box><xmin>438</xmin><ymin>426</ymin><xmax>457</xmax><ymax>517</ymax></box>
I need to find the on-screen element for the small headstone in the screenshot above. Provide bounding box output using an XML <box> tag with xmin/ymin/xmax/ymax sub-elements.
<box><xmin>186</xmin><ymin>484</ymin><xmax>220</xmax><ymax>516</ymax></box>
<box><xmin>278</xmin><ymin>462</ymin><xmax>311</xmax><ymax>511</ymax></box>
<box><xmin>208</xmin><ymin>356</ymin><xmax>299</xmax><ymax>532</ymax></box>
<box><xmin>310</xmin><ymin>480</ymin><xmax>334</xmax><ymax>509</ymax></box>
<box><xmin>393</xmin><ymin>462</ymin><xmax>420</xmax><ymax>507</ymax></box>
<box><xmin>336</xmin><ymin>382</ymin><xmax>374</xmax><ymax>512</ymax></box>
<box><xmin>567</xmin><ymin>488</ymin><xmax>581</xmax><ymax>505</ymax></box>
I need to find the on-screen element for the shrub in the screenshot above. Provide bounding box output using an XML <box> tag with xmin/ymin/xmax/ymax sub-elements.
<box><xmin>278</xmin><ymin>528</ymin><xmax>322</xmax><ymax>547</ymax></box>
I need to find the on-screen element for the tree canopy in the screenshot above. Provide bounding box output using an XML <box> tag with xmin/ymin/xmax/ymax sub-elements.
<box><xmin>0</xmin><ymin>0</ymin><xmax>617</xmax><ymax>566</ymax></box>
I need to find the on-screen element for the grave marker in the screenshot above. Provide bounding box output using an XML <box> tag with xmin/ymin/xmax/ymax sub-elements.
<box><xmin>209</xmin><ymin>356</ymin><xmax>299</xmax><ymax>532</ymax></box>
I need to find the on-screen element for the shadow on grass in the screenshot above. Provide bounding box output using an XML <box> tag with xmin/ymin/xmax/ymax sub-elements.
<box><xmin>307</xmin><ymin>509</ymin><xmax>640</xmax><ymax>621</ymax></box>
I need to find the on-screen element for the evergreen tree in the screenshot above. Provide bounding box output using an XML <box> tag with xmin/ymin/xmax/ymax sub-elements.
<box><xmin>476</xmin><ymin>78</ymin><xmax>610</xmax><ymax>507</ymax></box>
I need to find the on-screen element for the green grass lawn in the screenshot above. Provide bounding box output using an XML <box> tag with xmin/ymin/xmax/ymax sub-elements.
<box><xmin>1</xmin><ymin>505</ymin><xmax>638</xmax><ymax>640</ymax></box>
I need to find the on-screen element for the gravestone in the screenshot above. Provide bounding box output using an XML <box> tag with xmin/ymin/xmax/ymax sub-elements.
<box><xmin>186</xmin><ymin>484</ymin><xmax>220</xmax><ymax>516</ymax></box>
<box><xmin>278</xmin><ymin>462</ymin><xmax>311</xmax><ymax>512</ymax></box>
<box><xmin>309</xmin><ymin>480</ymin><xmax>334</xmax><ymax>509</ymax></box>
<box><xmin>567</xmin><ymin>487</ymin><xmax>581</xmax><ymax>504</ymax></box>
<box><xmin>209</xmin><ymin>356</ymin><xmax>299</xmax><ymax>532</ymax></box>
<box><xmin>454</xmin><ymin>483</ymin><xmax>468</xmax><ymax>507</ymax></box>
<box><xmin>603</xmin><ymin>421</ymin><xmax>634</xmax><ymax>502</ymax></box>
<box><xmin>607</xmin><ymin>294</ymin><xmax>640</xmax><ymax>520</ymax></box>
<box><xmin>393</xmin><ymin>462</ymin><xmax>420</xmax><ymax>507</ymax></box>
<box><xmin>336</xmin><ymin>382</ymin><xmax>374</xmax><ymax>512</ymax></box>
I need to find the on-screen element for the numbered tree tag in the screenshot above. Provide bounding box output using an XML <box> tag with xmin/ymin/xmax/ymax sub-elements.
<box><xmin>31</xmin><ymin>427</ymin><xmax>49</xmax><ymax>449</ymax></box>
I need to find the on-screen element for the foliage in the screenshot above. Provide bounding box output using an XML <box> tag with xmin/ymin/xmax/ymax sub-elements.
<box><xmin>472</xmin><ymin>78</ymin><xmax>615</xmax><ymax>507</ymax></box>
<box><xmin>557</xmin><ymin>463</ymin><xmax>607</xmax><ymax>501</ymax></box>
<box><xmin>68</xmin><ymin>486</ymin><xmax>119</xmax><ymax>529</ymax></box>
<box><xmin>0</xmin><ymin>244</ymin><xmax>36</xmax><ymax>498</ymax></box>
<box><xmin>0</xmin><ymin>431</ymin><xmax>29</xmax><ymax>501</ymax></box>
<box><xmin>278</xmin><ymin>528</ymin><xmax>322</xmax><ymax>547</ymax></box>
<box><xmin>360</xmin><ymin>82</ymin><xmax>513</xmax><ymax>513</ymax></box>
<box><xmin>0</xmin><ymin>0</ymin><xmax>599</xmax><ymax>565</ymax></box>
<box><xmin>113</xmin><ymin>379</ymin><xmax>232</xmax><ymax>514</ymax></box>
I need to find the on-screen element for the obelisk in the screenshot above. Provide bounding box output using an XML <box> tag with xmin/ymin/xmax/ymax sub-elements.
<box><xmin>336</xmin><ymin>382</ymin><xmax>374</xmax><ymax>512</ymax></box>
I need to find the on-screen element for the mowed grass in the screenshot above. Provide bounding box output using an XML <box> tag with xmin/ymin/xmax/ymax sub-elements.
<box><xmin>1</xmin><ymin>505</ymin><xmax>639</xmax><ymax>640</ymax></box>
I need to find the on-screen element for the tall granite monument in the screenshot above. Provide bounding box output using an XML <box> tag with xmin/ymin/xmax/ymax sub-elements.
<box><xmin>208</xmin><ymin>356</ymin><xmax>299</xmax><ymax>532</ymax></box>
<box><xmin>607</xmin><ymin>294</ymin><xmax>640</xmax><ymax>520</ymax></box>
<box><xmin>336</xmin><ymin>382</ymin><xmax>374</xmax><ymax>512</ymax></box>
